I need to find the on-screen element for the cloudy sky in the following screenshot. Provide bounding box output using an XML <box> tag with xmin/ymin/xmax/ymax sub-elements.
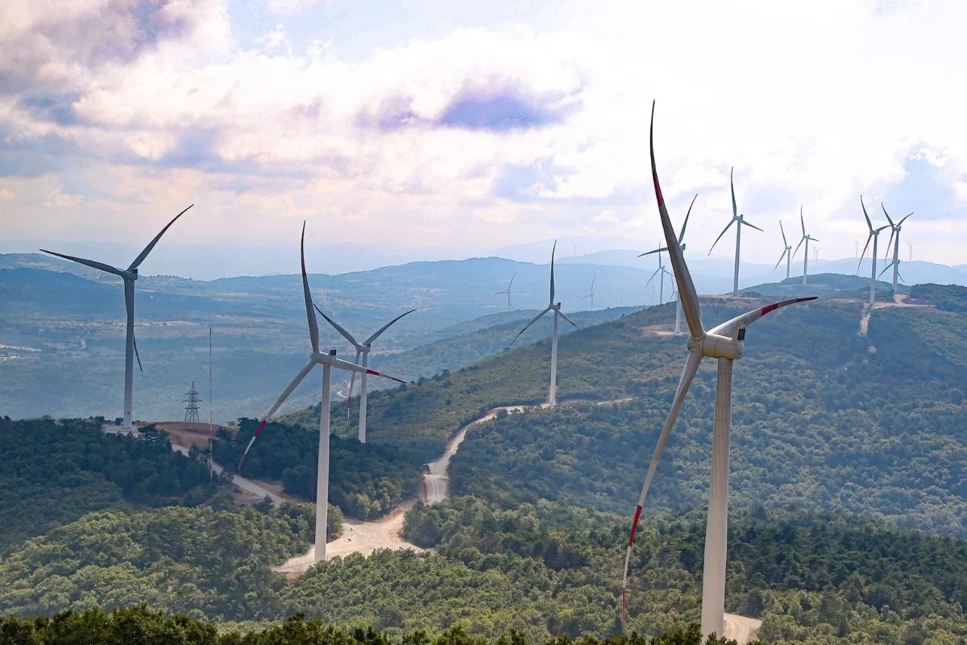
<box><xmin>2</xmin><ymin>0</ymin><xmax>965</xmax><ymax>276</ymax></box>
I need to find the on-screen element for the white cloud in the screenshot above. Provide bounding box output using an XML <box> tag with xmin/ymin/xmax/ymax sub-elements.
<box><xmin>2</xmin><ymin>0</ymin><xmax>966</xmax><ymax>266</ymax></box>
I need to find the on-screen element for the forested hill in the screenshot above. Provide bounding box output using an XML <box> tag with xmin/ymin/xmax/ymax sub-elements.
<box><xmin>263</xmin><ymin>286</ymin><xmax>966</xmax><ymax>536</ymax></box>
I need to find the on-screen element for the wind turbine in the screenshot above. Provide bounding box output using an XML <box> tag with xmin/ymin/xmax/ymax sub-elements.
<box><xmin>237</xmin><ymin>224</ymin><xmax>404</xmax><ymax>564</ymax></box>
<box><xmin>508</xmin><ymin>241</ymin><xmax>578</xmax><ymax>406</ymax></box>
<box><xmin>879</xmin><ymin>203</ymin><xmax>914</xmax><ymax>294</ymax></box>
<box><xmin>40</xmin><ymin>205</ymin><xmax>193</xmax><ymax>429</ymax></box>
<box><xmin>773</xmin><ymin>221</ymin><xmax>793</xmax><ymax>280</ymax></box>
<box><xmin>645</xmin><ymin>246</ymin><xmax>671</xmax><ymax>305</ymax></box>
<box><xmin>495</xmin><ymin>273</ymin><xmax>516</xmax><ymax>309</ymax></box>
<box><xmin>858</xmin><ymin>196</ymin><xmax>890</xmax><ymax>306</ymax></box>
<box><xmin>709</xmin><ymin>169</ymin><xmax>762</xmax><ymax>296</ymax></box>
<box><xmin>314</xmin><ymin>307</ymin><xmax>416</xmax><ymax>443</ymax></box>
<box><xmin>621</xmin><ymin>102</ymin><xmax>816</xmax><ymax>641</ymax></box>
<box><xmin>641</xmin><ymin>194</ymin><xmax>697</xmax><ymax>334</ymax></box>
<box><xmin>793</xmin><ymin>208</ymin><xmax>818</xmax><ymax>285</ymax></box>
<box><xmin>580</xmin><ymin>276</ymin><xmax>596</xmax><ymax>310</ymax></box>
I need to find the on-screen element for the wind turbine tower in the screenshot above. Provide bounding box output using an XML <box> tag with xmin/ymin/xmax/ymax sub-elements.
<box><xmin>793</xmin><ymin>208</ymin><xmax>818</xmax><ymax>285</ymax></box>
<box><xmin>858</xmin><ymin>196</ymin><xmax>890</xmax><ymax>306</ymax></box>
<box><xmin>314</xmin><ymin>307</ymin><xmax>416</xmax><ymax>443</ymax></box>
<box><xmin>40</xmin><ymin>205</ymin><xmax>193</xmax><ymax>429</ymax></box>
<box><xmin>709</xmin><ymin>169</ymin><xmax>762</xmax><ymax>296</ymax></box>
<box><xmin>509</xmin><ymin>241</ymin><xmax>578</xmax><ymax>406</ymax></box>
<box><xmin>879</xmin><ymin>203</ymin><xmax>914</xmax><ymax>294</ymax></box>
<box><xmin>645</xmin><ymin>246</ymin><xmax>671</xmax><ymax>305</ymax></box>
<box><xmin>237</xmin><ymin>224</ymin><xmax>404</xmax><ymax>563</ymax></box>
<box><xmin>621</xmin><ymin>102</ymin><xmax>816</xmax><ymax>641</ymax></box>
<box><xmin>641</xmin><ymin>194</ymin><xmax>696</xmax><ymax>334</ymax></box>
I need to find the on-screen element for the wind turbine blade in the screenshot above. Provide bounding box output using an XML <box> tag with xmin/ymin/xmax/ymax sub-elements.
<box><xmin>884</xmin><ymin>228</ymin><xmax>895</xmax><ymax>261</ymax></box>
<box><xmin>300</xmin><ymin>222</ymin><xmax>320</xmax><ymax>354</ymax></box>
<box><xmin>880</xmin><ymin>202</ymin><xmax>895</xmax><ymax>227</ymax></box>
<box><xmin>793</xmin><ymin>236</ymin><xmax>805</xmax><ymax>258</ymax></box>
<box><xmin>861</xmin><ymin>195</ymin><xmax>873</xmax><ymax>233</ymax></box>
<box><xmin>878</xmin><ymin>262</ymin><xmax>893</xmax><ymax>278</ymax></box>
<box><xmin>364</xmin><ymin>308</ymin><xmax>417</xmax><ymax>345</ymax></box>
<box><xmin>800</xmin><ymin>208</ymin><xmax>806</xmax><ymax>238</ymax></box>
<box><xmin>39</xmin><ymin>249</ymin><xmax>124</xmax><ymax>276</ymax></box>
<box><xmin>707</xmin><ymin>219</ymin><xmax>735</xmax><ymax>256</ymax></box>
<box><xmin>238</xmin><ymin>360</ymin><xmax>316</xmax><ymax>471</ymax></box>
<box><xmin>678</xmin><ymin>194</ymin><xmax>698</xmax><ymax>245</ymax></box>
<box><xmin>128</xmin><ymin>204</ymin><xmax>193</xmax><ymax>271</ymax></box>
<box><xmin>897</xmin><ymin>267</ymin><xmax>905</xmax><ymax>283</ymax></box>
<box><xmin>729</xmin><ymin>167</ymin><xmax>738</xmax><ymax>219</ymax></box>
<box><xmin>313</xmin><ymin>306</ymin><xmax>358</xmax><ymax>347</ymax></box>
<box><xmin>645</xmin><ymin>267</ymin><xmax>661</xmax><ymax>289</ymax></box>
<box><xmin>508</xmin><ymin>273</ymin><xmax>516</xmax><ymax>290</ymax></box>
<box><xmin>321</xmin><ymin>353</ymin><xmax>406</xmax><ymax>383</ymax></box>
<box><xmin>773</xmin><ymin>249</ymin><xmax>788</xmax><ymax>272</ymax></box>
<box><xmin>133</xmin><ymin>331</ymin><xmax>143</xmax><ymax>373</ymax></box>
<box><xmin>346</xmin><ymin>348</ymin><xmax>361</xmax><ymax>418</ymax></box>
<box><xmin>858</xmin><ymin>234</ymin><xmax>873</xmax><ymax>273</ymax></box>
<box><xmin>649</xmin><ymin>101</ymin><xmax>703</xmax><ymax>338</ymax></box>
<box><xmin>898</xmin><ymin>213</ymin><xmax>913</xmax><ymax>226</ymax></box>
<box><xmin>742</xmin><ymin>220</ymin><xmax>764</xmax><ymax>232</ymax></box>
<box><xmin>580</xmin><ymin>294</ymin><xmax>591</xmax><ymax>301</ymax></box>
<box><xmin>558</xmin><ymin>310</ymin><xmax>579</xmax><ymax>328</ymax></box>
<box><xmin>621</xmin><ymin>352</ymin><xmax>703</xmax><ymax>627</ymax></box>
<box><xmin>638</xmin><ymin>246</ymin><xmax>668</xmax><ymax>258</ymax></box>
<box><xmin>779</xmin><ymin>220</ymin><xmax>788</xmax><ymax>247</ymax></box>
<box><xmin>508</xmin><ymin>307</ymin><xmax>551</xmax><ymax>347</ymax></box>
<box><xmin>549</xmin><ymin>240</ymin><xmax>557</xmax><ymax>304</ymax></box>
<box><xmin>708</xmin><ymin>296</ymin><xmax>818</xmax><ymax>338</ymax></box>
<box><xmin>494</xmin><ymin>291</ymin><xmax>506</xmax><ymax>295</ymax></box>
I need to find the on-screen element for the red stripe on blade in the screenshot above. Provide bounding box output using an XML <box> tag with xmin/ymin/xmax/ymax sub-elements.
<box><xmin>761</xmin><ymin>303</ymin><xmax>779</xmax><ymax>315</ymax></box>
<box><xmin>627</xmin><ymin>505</ymin><xmax>643</xmax><ymax>546</ymax></box>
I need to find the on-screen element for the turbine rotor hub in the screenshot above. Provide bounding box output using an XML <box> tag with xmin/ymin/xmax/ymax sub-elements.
<box><xmin>687</xmin><ymin>332</ymin><xmax>744</xmax><ymax>361</ymax></box>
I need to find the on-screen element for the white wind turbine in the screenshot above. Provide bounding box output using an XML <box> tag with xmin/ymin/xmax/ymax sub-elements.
<box><xmin>793</xmin><ymin>208</ymin><xmax>818</xmax><ymax>285</ymax></box>
<box><xmin>645</xmin><ymin>246</ymin><xmax>674</xmax><ymax>305</ymax></box>
<box><xmin>878</xmin><ymin>203</ymin><xmax>914</xmax><ymax>295</ymax></box>
<box><xmin>620</xmin><ymin>102</ymin><xmax>816</xmax><ymax>640</ymax></box>
<box><xmin>858</xmin><ymin>196</ymin><xmax>890</xmax><ymax>306</ymax></box>
<box><xmin>495</xmin><ymin>273</ymin><xmax>516</xmax><ymax>309</ymax></box>
<box><xmin>40</xmin><ymin>205</ymin><xmax>193</xmax><ymax>429</ymax></box>
<box><xmin>640</xmin><ymin>194</ymin><xmax>697</xmax><ymax>334</ymax></box>
<box><xmin>709</xmin><ymin>169</ymin><xmax>762</xmax><ymax>296</ymax></box>
<box><xmin>509</xmin><ymin>241</ymin><xmax>578</xmax><ymax>406</ymax></box>
<box><xmin>580</xmin><ymin>276</ymin><xmax>596</xmax><ymax>310</ymax></box>
<box><xmin>314</xmin><ymin>307</ymin><xmax>416</xmax><ymax>443</ymax></box>
<box><xmin>773</xmin><ymin>221</ymin><xmax>793</xmax><ymax>280</ymax></box>
<box><xmin>237</xmin><ymin>223</ymin><xmax>404</xmax><ymax>563</ymax></box>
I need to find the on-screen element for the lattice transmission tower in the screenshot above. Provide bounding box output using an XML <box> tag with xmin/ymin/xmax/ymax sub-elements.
<box><xmin>184</xmin><ymin>381</ymin><xmax>201</xmax><ymax>423</ymax></box>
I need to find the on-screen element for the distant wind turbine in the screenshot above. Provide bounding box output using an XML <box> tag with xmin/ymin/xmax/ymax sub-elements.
<box><xmin>314</xmin><ymin>308</ymin><xmax>416</xmax><ymax>443</ymax></box>
<box><xmin>879</xmin><ymin>203</ymin><xmax>914</xmax><ymax>294</ymax></box>
<box><xmin>40</xmin><ymin>205</ymin><xmax>193</xmax><ymax>429</ymax></box>
<box><xmin>495</xmin><ymin>273</ymin><xmax>516</xmax><ymax>309</ymax></box>
<box><xmin>709</xmin><ymin>169</ymin><xmax>762</xmax><ymax>296</ymax></box>
<box><xmin>641</xmin><ymin>194</ymin><xmax>697</xmax><ymax>334</ymax></box>
<box><xmin>773</xmin><ymin>221</ymin><xmax>793</xmax><ymax>280</ymax></box>
<box><xmin>645</xmin><ymin>246</ymin><xmax>672</xmax><ymax>305</ymax></box>
<box><xmin>621</xmin><ymin>102</ymin><xmax>816</xmax><ymax>641</ymax></box>
<box><xmin>580</xmin><ymin>276</ymin><xmax>596</xmax><ymax>310</ymax></box>
<box><xmin>908</xmin><ymin>242</ymin><xmax>913</xmax><ymax>262</ymax></box>
<box><xmin>792</xmin><ymin>208</ymin><xmax>818</xmax><ymax>285</ymax></box>
<box><xmin>237</xmin><ymin>224</ymin><xmax>404</xmax><ymax>564</ymax></box>
<box><xmin>858</xmin><ymin>196</ymin><xmax>890</xmax><ymax>306</ymax></box>
<box><xmin>509</xmin><ymin>241</ymin><xmax>578</xmax><ymax>406</ymax></box>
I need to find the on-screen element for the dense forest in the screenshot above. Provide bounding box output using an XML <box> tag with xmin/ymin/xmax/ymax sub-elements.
<box><xmin>1</xmin><ymin>495</ymin><xmax>965</xmax><ymax>643</ymax></box>
<box><xmin>0</xmin><ymin>417</ymin><xmax>225</xmax><ymax>551</ymax></box>
<box><xmin>0</xmin><ymin>607</ymin><xmax>741</xmax><ymax>645</ymax></box>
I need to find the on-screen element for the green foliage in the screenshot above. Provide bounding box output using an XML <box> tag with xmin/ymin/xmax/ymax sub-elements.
<box><xmin>0</xmin><ymin>417</ymin><xmax>224</xmax><ymax>552</ymax></box>
<box><xmin>0</xmin><ymin>505</ymin><xmax>314</xmax><ymax>621</ymax></box>
<box><xmin>213</xmin><ymin>420</ymin><xmax>424</xmax><ymax>520</ymax></box>
<box><xmin>908</xmin><ymin>283</ymin><xmax>967</xmax><ymax>311</ymax></box>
